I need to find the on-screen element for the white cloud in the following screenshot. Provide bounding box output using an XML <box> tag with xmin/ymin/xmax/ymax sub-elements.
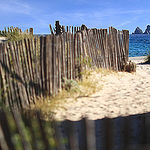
<box><xmin>0</xmin><ymin>0</ymin><xmax>32</xmax><ymax>15</ymax></box>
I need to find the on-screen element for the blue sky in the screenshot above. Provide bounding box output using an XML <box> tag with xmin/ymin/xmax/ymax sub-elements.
<box><xmin>1</xmin><ymin>0</ymin><xmax>150</xmax><ymax>34</ymax></box>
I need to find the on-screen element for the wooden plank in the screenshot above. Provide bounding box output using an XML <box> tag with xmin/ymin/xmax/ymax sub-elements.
<box><xmin>69</xmin><ymin>26</ymin><xmax>71</xmax><ymax>33</ymax></box>
<box><xmin>18</xmin><ymin>40</ymin><xmax>31</xmax><ymax>105</ymax></box>
<box><xmin>0</xmin><ymin>43</ymin><xmax>11</xmax><ymax>107</ymax></box>
<box><xmin>0</xmin><ymin>123</ymin><xmax>9</xmax><ymax>150</ymax></box>
<box><xmin>91</xmin><ymin>29</ymin><xmax>97</xmax><ymax>67</ymax></box>
<box><xmin>2</xmin><ymin>43</ymin><xmax>13</xmax><ymax>107</ymax></box>
<box><xmin>117</xmin><ymin>31</ymin><xmax>123</xmax><ymax>70</ymax></box>
<box><xmin>35</xmin><ymin>36</ymin><xmax>42</xmax><ymax>97</ymax></box>
<box><xmin>78</xmin><ymin>32</ymin><xmax>84</xmax><ymax>72</ymax></box>
<box><xmin>0</xmin><ymin>44</ymin><xmax>4</xmax><ymax>103</ymax></box>
<box><xmin>58</xmin><ymin>35</ymin><xmax>62</xmax><ymax>91</ymax></box>
<box><xmin>7</xmin><ymin>42</ymin><xmax>23</xmax><ymax>108</ymax></box>
<box><xmin>40</xmin><ymin>36</ymin><xmax>45</xmax><ymax>95</ymax></box>
<box><xmin>87</xmin><ymin>30</ymin><xmax>95</xmax><ymax>68</ymax></box>
<box><xmin>52</xmin><ymin>35</ymin><xmax>55</xmax><ymax>95</ymax></box>
<box><xmin>86</xmin><ymin>30</ymin><xmax>92</xmax><ymax>68</ymax></box>
<box><xmin>78</xmin><ymin>31</ymin><xmax>83</xmax><ymax>78</ymax></box>
<box><xmin>36</xmin><ymin>113</ymin><xmax>51</xmax><ymax>150</ymax></box>
<box><xmin>112</xmin><ymin>28</ymin><xmax>118</xmax><ymax>71</ymax></box>
<box><xmin>52</xmin><ymin>121</ymin><xmax>66</xmax><ymax>150</ymax></box>
<box><xmin>104</xmin><ymin>29</ymin><xmax>109</xmax><ymax>69</ymax></box>
<box><xmin>55</xmin><ymin>35</ymin><xmax>59</xmax><ymax>95</ymax></box>
<box><xmin>14</xmin><ymin>41</ymin><xmax>30</xmax><ymax>107</ymax></box>
<box><xmin>19</xmin><ymin>40</ymin><xmax>31</xmax><ymax>105</ymax></box>
<box><xmin>109</xmin><ymin>27</ymin><xmax>116</xmax><ymax>70</ymax></box>
<box><xmin>31</xmin><ymin>37</ymin><xmax>38</xmax><ymax>97</ymax></box>
<box><xmin>116</xmin><ymin>30</ymin><xmax>122</xmax><ymax>71</ymax></box>
<box><xmin>60</xmin><ymin>33</ymin><xmax>66</xmax><ymax>88</ymax></box>
<box><xmin>123</xmin><ymin>30</ymin><xmax>129</xmax><ymax>62</ymax></box>
<box><xmin>71</xmin><ymin>32</ymin><xmax>75</xmax><ymax>80</ymax></box>
<box><xmin>72</xmin><ymin>33</ymin><xmax>76</xmax><ymax>79</ymax></box>
<box><xmin>0</xmin><ymin>110</ymin><xmax>16</xmax><ymax>150</ymax></box>
<box><xmin>79</xmin><ymin>119</ymin><xmax>87</xmax><ymax>150</ymax></box>
<box><xmin>43</xmin><ymin>36</ymin><xmax>48</xmax><ymax>95</ymax></box>
<box><xmin>72</xmin><ymin>26</ymin><xmax>74</xmax><ymax>34</ymax></box>
<box><xmin>43</xmin><ymin>37</ymin><xmax>47</xmax><ymax>94</ymax></box>
<box><xmin>69</xmin><ymin>33</ymin><xmax>73</xmax><ymax>80</ymax></box>
<box><xmin>104</xmin><ymin>118</ymin><xmax>113</xmax><ymax>150</ymax></box>
<box><xmin>100</xmin><ymin>29</ymin><xmax>107</xmax><ymax>68</ymax></box>
<box><xmin>66</xmin><ymin>33</ymin><xmax>69</xmax><ymax>79</ymax></box>
<box><xmin>76</xmin><ymin>33</ymin><xmax>80</xmax><ymax>79</ymax></box>
<box><xmin>144</xmin><ymin>114</ymin><xmax>150</xmax><ymax>144</ymax></box>
<box><xmin>123</xmin><ymin>117</ymin><xmax>130</xmax><ymax>150</ymax></box>
<box><xmin>74</xmin><ymin>33</ymin><xmax>78</xmax><ymax>79</ymax></box>
<box><xmin>108</xmin><ymin>27</ymin><xmax>114</xmax><ymax>70</ymax></box>
<box><xmin>74</xmin><ymin>27</ymin><xmax>76</xmax><ymax>34</ymax></box>
<box><xmin>96</xmin><ymin>29</ymin><xmax>103</xmax><ymax>68</ymax></box>
<box><xmin>12</xmin><ymin>41</ymin><xmax>24</xmax><ymax>107</ymax></box>
<box><xmin>23</xmin><ymin>38</ymin><xmax>33</xmax><ymax>102</ymax></box>
<box><xmin>45</xmin><ymin>35</ymin><xmax>51</xmax><ymax>96</ymax></box>
<box><xmin>12</xmin><ymin>110</ymin><xmax>32</xmax><ymax>150</ymax></box>
<box><xmin>94</xmin><ymin>29</ymin><xmax>101</xmax><ymax>68</ymax></box>
<box><xmin>107</xmin><ymin>32</ymin><xmax>112</xmax><ymax>69</ymax></box>
<box><xmin>103</xmin><ymin>29</ymin><xmax>109</xmax><ymax>69</ymax></box>
<box><xmin>85</xmin><ymin>119</ymin><xmax>96</xmax><ymax>150</ymax></box>
<box><xmin>62</xmin><ymin>26</ymin><xmax>65</xmax><ymax>33</ymax></box>
<box><xmin>49</xmin><ymin>24</ymin><xmax>54</xmax><ymax>35</ymax></box>
<box><xmin>28</xmin><ymin>38</ymin><xmax>36</xmax><ymax>100</ymax></box>
<box><xmin>6</xmin><ymin>42</ymin><xmax>21</xmax><ymax>108</ymax></box>
<box><xmin>49</xmin><ymin>35</ymin><xmax>53</xmax><ymax>95</ymax></box>
<box><xmin>93</xmin><ymin>29</ymin><xmax>99</xmax><ymax>68</ymax></box>
<box><xmin>64</xmin><ymin>120</ymin><xmax>80</xmax><ymax>150</ymax></box>
<box><xmin>118</xmin><ymin>31</ymin><xmax>126</xmax><ymax>68</ymax></box>
<box><xmin>22</xmin><ymin>114</ymin><xmax>39</xmax><ymax>150</ymax></box>
<box><xmin>80</xmin><ymin>30</ymin><xmax>87</xmax><ymax>70</ymax></box>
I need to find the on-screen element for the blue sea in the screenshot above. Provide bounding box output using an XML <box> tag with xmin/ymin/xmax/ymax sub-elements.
<box><xmin>129</xmin><ymin>34</ymin><xmax>150</xmax><ymax>57</ymax></box>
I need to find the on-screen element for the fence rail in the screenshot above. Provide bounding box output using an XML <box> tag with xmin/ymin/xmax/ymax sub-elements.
<box><xmin>0</xmin><ymin>26</ymin><xmax>129</xmax><ymax>108</ymax></box>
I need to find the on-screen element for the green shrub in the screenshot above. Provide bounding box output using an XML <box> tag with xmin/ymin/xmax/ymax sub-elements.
<box><xmin>145</xmin><ymin>50</ymin><xmax>150</xmax><ymax>63</ymax></box>
<box><xmin>122</xmin><ymin>61</ymin><xmax>136</xmax><ymax>73</ymax></box>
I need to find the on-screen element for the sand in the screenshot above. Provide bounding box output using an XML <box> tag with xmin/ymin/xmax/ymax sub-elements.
<box><xmin>53</xmin><ymin>56</ymin><xmax>150</xmax><ymax>121</ymax></box>
<box><xmin>0</xmin><ymin>37</ymin><xmax>8</xmax><ymax>43</ymax></box>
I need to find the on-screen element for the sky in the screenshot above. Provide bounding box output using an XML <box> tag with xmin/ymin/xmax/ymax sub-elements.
<box><xmin>1</xmin><ymin>0</ymin><xmax>150</xmax><ymax>34</ymax></box>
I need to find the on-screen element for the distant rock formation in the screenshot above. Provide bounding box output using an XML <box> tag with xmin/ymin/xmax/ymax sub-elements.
<box><xmin>132</xmin><ymin>27</ymin><xmax>143</xmax><ymax>34</ymax></box>
<box><xmin>144</xmin><ymin>25</ymin><xmax>150</xmax><ymax>34</ymax></box>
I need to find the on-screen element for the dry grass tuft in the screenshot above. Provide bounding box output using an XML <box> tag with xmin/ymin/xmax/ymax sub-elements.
<box><xmin>122</xmin><ymin>61</ymin><xmax>136</xmax><ymax>73</ymax></box>
<box><xmin>29</xmin><ymin>68</ymin><xmax>115</xmax><ymax>120</ymax></box>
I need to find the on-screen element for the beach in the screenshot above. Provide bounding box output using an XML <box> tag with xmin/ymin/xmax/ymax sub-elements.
<box><xmin>0</xmin><ymin>37</ymin><xmax>8</xmax><ymax>43</ymax></box>
<box><xmin>52</xmin><ymin>56</ymin><xmax>150</xmax><ymax>121</ymax></box>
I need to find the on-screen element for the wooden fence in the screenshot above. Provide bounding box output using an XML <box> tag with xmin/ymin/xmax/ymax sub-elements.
<box><xmin>0</xmin><ymin>27</ymin><xmax>33</xmax><ymax>36</ymax></box>
<box><xmin>0</xmin><ymin>109</ymin><xmax>150</xmax><ymax>150</ymax></box>
<box><xmin>0</xmin><ymin>27</ymin><xmax>129</xmax><ymax>108</ymax></box>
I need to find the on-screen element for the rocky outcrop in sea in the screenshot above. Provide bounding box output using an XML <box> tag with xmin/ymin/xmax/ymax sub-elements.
<box><xmin>144</xmin><ymin>25</ymin><xmax>150</xmax><ymax>34</ymax></box>
<box><xmin>133</xmin><ymin>25</ymin><xmax>150</xmax><ymax>34</ymax></box>
<box><xmin>132</xmin><ymin>27</ymin><xmax>143</xmax><ymax>34</ymax></box>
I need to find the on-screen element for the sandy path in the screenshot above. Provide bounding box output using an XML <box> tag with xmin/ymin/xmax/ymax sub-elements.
<box><xmin>53</xmin><ymin>56</ymin><xmax>150</xmax><ymax>121</ymax></box>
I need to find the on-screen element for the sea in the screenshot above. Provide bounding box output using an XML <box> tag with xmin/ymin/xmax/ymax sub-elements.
<box><xmin>129</xmin><ymin>34</ymin><xmax>150</xmax><ymax>57</ymax></box>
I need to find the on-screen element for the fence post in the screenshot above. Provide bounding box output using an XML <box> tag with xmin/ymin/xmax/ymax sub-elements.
<box><xmin>29</xmin><ymin>28</ymin><xmax>33</xmax><ymax>35</ymax></box>
<box><xmin>85</xmin><ymin>119</ymin><xmax>96</xmax><ymax>150</ymax></box>
<box><xmin>55</xmin><ymin>21</ymin><xmax>62</xmax><ymax>35</ymax></box>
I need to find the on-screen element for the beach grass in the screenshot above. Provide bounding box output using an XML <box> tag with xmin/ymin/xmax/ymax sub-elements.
<box><xmin>0</xmin><ymin>27</ymin><xmax>33</xmax><ymax>41</ymax></box>
<box><xmin>28</xmin><ymin>68</ymin><xmax>115</xmax><ymax>120</ymax></box>
<box><xmin>145</xmin><ymin>50</ymin><xmax>150</xmax><ymax>63</ymax></box>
